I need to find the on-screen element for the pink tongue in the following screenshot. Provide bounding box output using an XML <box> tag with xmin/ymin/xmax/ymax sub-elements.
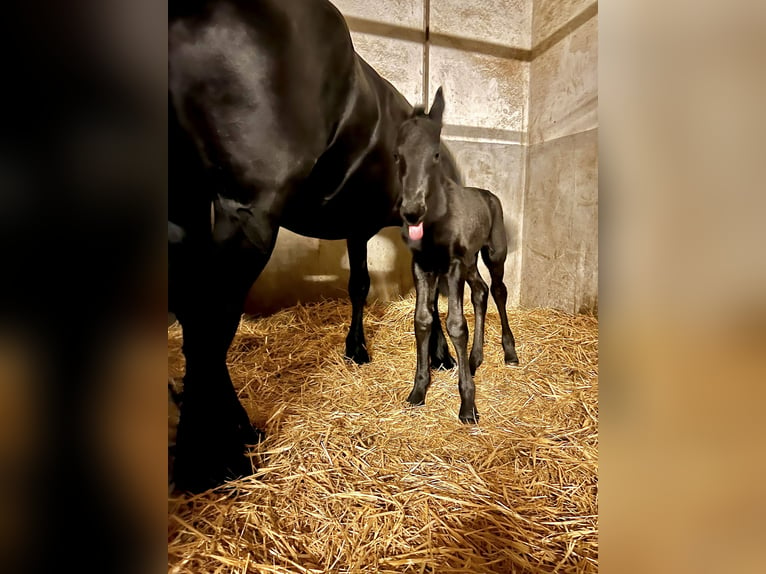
<box><xmin>408</xmin><ymin>222</ymin><xmax>424</xmax><ymax>240</ymax></box>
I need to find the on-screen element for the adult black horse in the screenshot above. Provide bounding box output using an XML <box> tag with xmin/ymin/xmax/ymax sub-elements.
<box><xmin>169</xmin><ymin>0</ymin><xmax>461</xmax><ymax>491</ymax></box>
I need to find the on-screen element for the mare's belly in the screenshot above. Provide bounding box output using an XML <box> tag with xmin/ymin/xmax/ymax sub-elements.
<box><xmin>280</xmin><ymin>187</ymin><xmax>396</xmax><ymax>240</ymax></box>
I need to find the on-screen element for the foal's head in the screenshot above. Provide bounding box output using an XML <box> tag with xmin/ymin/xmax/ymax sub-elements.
<box><xmin>394</xmin><ymin>87</ymin><xmax>445</xmax><ymax>240</ymax></box>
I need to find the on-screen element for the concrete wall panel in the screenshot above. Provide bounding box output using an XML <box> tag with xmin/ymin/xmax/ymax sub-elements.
<box><xmin>520</xmin><ymin>129</ymin><xmax>597</xmax><ymax>313</ymax></box>
<box><xmin>350</xmin><ymin>32</ymin><xmax>424</xmax><ymax>106</ymax></box>
<box><xmin>431</xmin><ymin>0</ymin><xmax>532</xmax><ymax>50</ymax></box>
<box><xmin>532</xmin><ymin>0</ymin><xmax>594</xmax><ymax>45</ymax></box>
<box><xmin>529</xmin><ymin>15</ymin><xmax>597</xmax><ymax>144</ymax></box>
<box><xmin>429</xmin><ymin>45</ymin><xmax>528</xmax><ymax>133</ymax></box>
<box><xmin>329</xmin><ymin>0</ymin><xmax>423</xmax><ymax>29</ymax></box>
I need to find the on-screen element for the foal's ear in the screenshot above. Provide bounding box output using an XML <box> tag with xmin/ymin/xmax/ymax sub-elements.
<box><xmin>429</xmin><ymin>86</ymin><xmax>445</xmax><ymax>124</ymax></box>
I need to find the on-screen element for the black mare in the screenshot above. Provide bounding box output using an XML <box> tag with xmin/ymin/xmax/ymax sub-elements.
<box><xmin>169</xmin><ymin>0</ymin><xmax>458</xmax><ymax>492</ymax></box>
<box><xmin>395</xmin><ymin>88</ymin><xmax>520</xmax><ymax>424</ymax></box>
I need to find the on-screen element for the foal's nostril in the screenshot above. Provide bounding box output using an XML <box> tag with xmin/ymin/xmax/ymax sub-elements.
<box><xmin>403</xmin><ymin>211</ymin><xmax>422</xmax><ymax>225</ymax></box>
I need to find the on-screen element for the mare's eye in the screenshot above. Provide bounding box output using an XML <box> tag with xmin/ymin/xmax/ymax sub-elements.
<box><xmin>393</xmin><ymin>153</ymin><xmax>400</xmax><ymax>163</ymax></box>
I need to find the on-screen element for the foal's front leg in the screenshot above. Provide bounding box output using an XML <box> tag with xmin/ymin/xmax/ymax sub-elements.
<box><xmin>445</xmin><ymin>261</ymin><xmax>478</xmax><ymax>423</ymax></box>
<box><xmin>407</xmin><ymin>262</ymin><xmax>437</xmax><ymax>406</ymax></box>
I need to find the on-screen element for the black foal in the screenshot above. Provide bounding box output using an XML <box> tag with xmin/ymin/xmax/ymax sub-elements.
<box><xmin>395</xmin><ymin>87</ymin><xmax>519</xmax><ymax>423</ymax></box>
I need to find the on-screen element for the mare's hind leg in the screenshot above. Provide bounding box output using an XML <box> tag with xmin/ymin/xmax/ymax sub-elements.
<box><xmin>429</xmin><ymin>286</ymin><xmax>455</xmax><ymax>370</ymax></box>
<box><xmin>466</xmin><ymin>263</ymin><xmax>489</xmax><ymax>375</ymax></box>
<box><xmin>481</xmin><ymin>244</ymin><xmax>519</xmax><ymax>365</ymax></box>
<box><xmin>345</xmin><ymin>237</ymin><xmax>371</xmax><ymax>364</ymax></box>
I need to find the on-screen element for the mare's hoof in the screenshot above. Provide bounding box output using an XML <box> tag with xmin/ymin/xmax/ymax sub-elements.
<box><xmin>431</xmin><ymin>354</ymin><xmax>456</xmax><ymax>371</ymax></box>
<box><xmin>173</xmin><ymin>425</ymin><xmax>264</xmax><ymax>494</ymax></box>
<box><xmin>345</xmin><ymin>344</ymin><xmax>371</xmax><ymax>365</ymax></box>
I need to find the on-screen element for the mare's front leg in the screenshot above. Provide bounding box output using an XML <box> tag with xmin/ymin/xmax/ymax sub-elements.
<box><xmin>445</xmin><ymin>260</ymin><xmax>478</xmax><ymax>423</ymax></box>
<box><xmin>406</xmin><ymin>262</ymin><xmax>437</xmax><ymax>406</ymax></box>
<box><xmin>345</xmin><ymin>237</ymin><xmax>371</xmax><ymax>364</ymax></box>
<box><xmin>174</xmin><ymin>294</ymin><xmax>262</xmax><ymax>493</ymax></box>
<box><xmin>171</xmin><ymin>201</ymin><xmax>279</xmax><ymax>493</ymax></box>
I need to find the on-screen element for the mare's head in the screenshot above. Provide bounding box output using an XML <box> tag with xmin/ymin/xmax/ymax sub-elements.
<box><xmin>394</xmin><ymin>87</ymin><xmax>445</xmax><ymax>240</ymax></box>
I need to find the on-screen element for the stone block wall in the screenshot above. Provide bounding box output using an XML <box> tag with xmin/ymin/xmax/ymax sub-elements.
<box><xmin>522</xmin><ymin>3</ymin><xmax>598</xmax><ymax>313</ymax></box>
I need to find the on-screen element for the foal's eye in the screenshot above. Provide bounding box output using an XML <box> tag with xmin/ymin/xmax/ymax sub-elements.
<box><xmin>433</xmin><ymin>152</ymin><xmax>440</xmax><ymax>162</ymax></box>
<box><xmin>393</xmin><ymin>153</ymin><xmax>400</xmax><ymax>163</ymax></box>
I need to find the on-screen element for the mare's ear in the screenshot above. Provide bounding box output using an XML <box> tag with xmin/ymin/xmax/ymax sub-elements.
<box><xmin>429</xmin><ymin>86</ymin><xmax>445</xmax><ymax>124</ymax></box>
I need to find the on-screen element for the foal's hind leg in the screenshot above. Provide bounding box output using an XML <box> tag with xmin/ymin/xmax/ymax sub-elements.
<box><xmin>429</xmin><ymin>286</ymin><xmax>456</xmax><ymax>370</ymax></box>
<box><xmin>466</xmin><ymin>263</ymin><xmax>489</xmax><ymax>375</ymax></box>
<box><xmin>481</xmin><ymin>246</ymin><xmax>519</xmax><ymax>365</ymax></box>
<box><xmin>345</xmin><ymin>237</ymin><xmax>371</xmax><ymax>364</ymax></box>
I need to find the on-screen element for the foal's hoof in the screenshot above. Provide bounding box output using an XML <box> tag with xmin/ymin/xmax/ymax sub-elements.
<box><xmin>406</xmin><ymin>390</ymin><xmax>426</xmax><ymax>406</ymax></box>
<box><xmin>431</xmin><ymin>353</ymin><xmax>456</xmax><ymax>371</ymax></box>
<box><xmin>345</xmin><ymin>344</ymin><xmax>371</xmax><ymax>365</ymax></box>
<box><xmin>459</xmin><ymin>409</ymin><xmax>480</xmax><ymax>424</ymax></box>
<box><xmin>469</xmin><ymin>357</ymin><xmax>483</xmax><ymax>376</ymax></box>
<box><xmin>505</xmin><ymin>351</ymin><xmax>520</xmax><ymax>366</ymax></box>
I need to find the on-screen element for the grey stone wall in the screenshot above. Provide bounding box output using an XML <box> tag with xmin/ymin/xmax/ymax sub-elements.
<box><xmin>522</xmin><ymin>5</ymin><xmax>598</xmax><ymax>314</ymax></box>
<box><xmin>245</xmin><ymin>1</ymin><xmax>598</xmax><ymax>316</ymax></box>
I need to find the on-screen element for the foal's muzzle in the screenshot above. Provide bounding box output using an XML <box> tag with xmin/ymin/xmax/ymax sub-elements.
<box><xmin>401</xmin><ymin>203</ymin><xmax>425</xmax><ymax>225</ymax></box>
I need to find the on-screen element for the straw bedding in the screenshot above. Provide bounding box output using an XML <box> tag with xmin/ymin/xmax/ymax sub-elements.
<box><xmin>168</xmin><ymin>295</ymin><xmax>598</xmax><ymax>573</ymax></box>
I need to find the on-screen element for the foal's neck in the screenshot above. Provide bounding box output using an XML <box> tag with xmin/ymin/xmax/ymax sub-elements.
<box><xmin>424</xmin><ymin>167</ymin><xmax>449</xmax><ymax>223</ymax></box>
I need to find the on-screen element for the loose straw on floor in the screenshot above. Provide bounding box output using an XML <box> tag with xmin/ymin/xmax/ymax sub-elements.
<box><xmin>168</xmin><ymin>295</ymin><xmax>598</xmax><ymax>573</ymax></box>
